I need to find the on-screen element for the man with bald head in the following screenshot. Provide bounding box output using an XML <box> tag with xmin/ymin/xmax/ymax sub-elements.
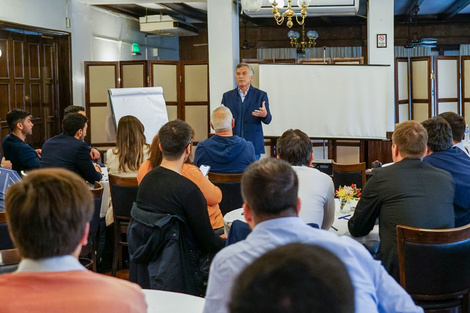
<box><xmin>194</xmin><ymin>106</ymin><xmax>255</xmax><ymax>174</ymax></box>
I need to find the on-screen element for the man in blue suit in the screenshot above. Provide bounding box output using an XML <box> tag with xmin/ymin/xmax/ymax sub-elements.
<box><xmin>222</xmin><ymin>63</ymin><xmax>272</xmax><ymax>159</ymax></box>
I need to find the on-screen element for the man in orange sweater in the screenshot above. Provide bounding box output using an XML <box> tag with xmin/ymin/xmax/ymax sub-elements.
<box><xmin>0</xmin><ymin>168</ymin><xmax>147</xmax><ymax>313</ymax></box>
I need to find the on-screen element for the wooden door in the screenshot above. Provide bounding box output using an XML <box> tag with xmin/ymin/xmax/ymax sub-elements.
<box><xmin>0</xmin><ymin>30</ymin><xmax>59</xmax><ymax>149</ymax></box>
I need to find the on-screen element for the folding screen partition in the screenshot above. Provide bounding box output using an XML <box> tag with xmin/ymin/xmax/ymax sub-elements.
<box><xmin>434</xmin><ymin>56</ymin><xmax>460</xmax><ymax>115</ymax></box>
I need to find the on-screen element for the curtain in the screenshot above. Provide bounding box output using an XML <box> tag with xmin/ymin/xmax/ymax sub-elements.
<box><xmin>394</xmin><ymin>46</ymin><xmax>433</xmax><ymax>57</ymax></box>
<box><xmin>460</xmin><ymin>44</ymin><xmax>470</xmax><ymax>55</ymax></box>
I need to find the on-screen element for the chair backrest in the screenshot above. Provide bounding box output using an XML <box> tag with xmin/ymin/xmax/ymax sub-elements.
<box><xmin>208</xmin><ymin>172</ymin><xmax>243</xmax><ymax>216</ymax></box>
<box><xmin>0</xmin><ymin>212</ymin><xmax>14</xmax><ymax>250</ymax></box>
<box><xmin>332</xmin><ymin>162</ymin><xmax>366</xmax><ymax>190</ymax></box>
<box><xmin>0</xmin><ymin>248</ymin><xmax>20</xmax><ymax>274</ymax></box>
<box><xmin>397</xmin><ymin>224</ymin><xmax>470</xmax><ymax>299</ymax></box>
<box><xmin>89</xmin><ymin>182</ymin><xmax>104</xmax><ymax>239</ymax></box>
<box><xmin>109</xmin><ymin>174</ymin><xmax>139</xmax><ymax>219</ymax></box>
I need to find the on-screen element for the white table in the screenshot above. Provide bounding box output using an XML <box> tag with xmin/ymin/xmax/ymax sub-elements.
<box><xmin>223</xmin><ymin>199</ymin><xmax>380</xmax><ymax>253</ymax></box>
<box><xmin>142</xmin><ymin>289</ymin><xmax>205</xmax><ymax>313</ymax></box>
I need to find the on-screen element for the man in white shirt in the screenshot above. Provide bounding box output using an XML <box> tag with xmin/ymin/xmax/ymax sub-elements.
<box><xmin>276</xmin><ymin>129</ymin><xmax>335</xmax><ymax>229</ymax></box>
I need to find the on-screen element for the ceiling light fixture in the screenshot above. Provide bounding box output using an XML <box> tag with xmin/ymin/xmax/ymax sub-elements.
<box><xmin>288</xmin><ymin>24</ymin><xmax>318</xmax><ymax>52</ymax></box>
<box><xmin>268</xmin><ymin>0</ymin><xmax>311</xmax><ymax>28</ymax></box>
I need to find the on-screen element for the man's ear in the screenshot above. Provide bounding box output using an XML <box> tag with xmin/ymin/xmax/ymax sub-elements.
<box><xmin>16</xmin><ymin>122</ymin><xmax>23</xmax><ymax>131</ymax></box>
<box><xmin>159</xmin><ymin>143</ymin><xmax>163</xmax><ymax>151</ymax></box>
<box><xmin>296</xmin><ymin>197</ymin><xmax>301</xmax><ymax>215</ymax></box>
<box><xmin>76</xmin><ymin>129</ymin><xmax>83</xmax><ymax>139</ymax></box>
<box><xmin>309</xmin><ymin>152</ymin><xmax>314</xmax><ymax>166</ymax></box>
<box><xmin>80</xmin><ymin>222</ymin><xmax>90</xmax><ymax>246</ymax></box>
<box><xmin>210</xmin><ymin>122</ymin><xmax>214</xmax><ymax>131</ymax></box>
<box><xmin>232</xmin><ymin>119</ymin><xmax>235</xmax><ymax>128</ymax></box>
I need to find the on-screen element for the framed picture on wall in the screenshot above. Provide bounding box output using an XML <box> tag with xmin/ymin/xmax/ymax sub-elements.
<box><xmin>377</xmin><ymin>34</ymin><xmax>387</xmax><ymax>48</ymax></box>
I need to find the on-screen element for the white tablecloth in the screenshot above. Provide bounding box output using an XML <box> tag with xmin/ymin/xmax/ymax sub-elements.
<box><xmin>223</xmin><ymin>199</ymin><xmax>379</xmax><ymax>250</ymax></box>
<box><xmin>143</xmin><ymin>289</ymin><xmax>205</xmax><ymax>313</ymax></box>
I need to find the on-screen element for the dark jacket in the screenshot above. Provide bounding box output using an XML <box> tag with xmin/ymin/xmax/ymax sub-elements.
<box><xmin>194</xmin><ymin>135</ymin><xmax>255</xmax><ymax>174</ymax></box>
<box><xmin>128</xmin><ymin>203</ymin><xmax>209</xmax><ymax>296</ymax></box>
<box><xmin>222</xmin><ymin>87</ymin><xmax>271</xmax><ymax>155</ymax></box>
<box><xmin>40</xmin><ymin>133</ymin><xmax>101</xmax><ymax>183</ymax></box>
<box><xmin>2</xmin><ymin>134</ymin><xmax>40</xmax><ymax>174</ymax></box>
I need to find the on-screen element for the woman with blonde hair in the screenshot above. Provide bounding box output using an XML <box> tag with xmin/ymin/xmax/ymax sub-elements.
<box><xmin>137</xmin><ymin>132</ymin><xmax>224</xmax><ymax>233</ymax></box>
<box><xmin>106</xmin><ymin>115</ymin><xmax>150</xmax><ymax>175</ymax></box>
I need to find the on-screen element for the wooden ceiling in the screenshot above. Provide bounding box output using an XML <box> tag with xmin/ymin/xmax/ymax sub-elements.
<box><xmin>96</xmin><ymin>0</ymin><xmax>470</xmax><ymax>28</ymax></box>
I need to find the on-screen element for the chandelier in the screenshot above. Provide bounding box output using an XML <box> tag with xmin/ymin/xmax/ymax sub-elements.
<box><xmin>268</xmin><ymin>0</ymin><xmax>311</xmax><ymax>28</ymax></box>
<box><xmin>288</xmin><ymin>24</ymin><xmax>318</xmax><ymax>52</ymax></box>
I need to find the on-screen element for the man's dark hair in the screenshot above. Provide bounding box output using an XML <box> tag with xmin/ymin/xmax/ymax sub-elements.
<box><xmin>5</xmin><ymin>168</ymin><xmax>94</xmax><ymax>259</ymax></box>
<box><xmin>276</xmin><ymin>129</ymin><xmax>312</xmax><ymax>166</ymax></box>
<box><xmin>64</xmin><ymin>105</ymin><xmax>85</xmax><ymax>115</ymax></box>
<box><xmin>230</xmin><ymin>243</ymin><xmax>355</xmax><ymax>313</ymax></box>
<box><xmin>421</xmin><ymin>117</ymin><xmax>453</xmax><ymax>152</ymax></box>
<box><xmin>158</xmin><ymin>119</ymin><xmax>191</xmax><ymax>161</ymax></box>
<box><xmin>62</xmin><ymin>113</ymin><xmax>88</xmax><ymax>137</ymax></box>
<box><xmin>438</xmin><ymin>112</ymin><xmax>466</xmax><ymax>143</ymax></box>
<box><xmin>6</xmin><ymin>109</ymin><xmax>31</xmax><ymax>131</ymax></box>
<box><xmin>241</xmin><ymin>158</ymin><xmax>298</xmax><ymax>217</ymax></box>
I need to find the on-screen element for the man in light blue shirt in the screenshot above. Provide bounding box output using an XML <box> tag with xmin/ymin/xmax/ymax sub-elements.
<box><xmin>203</xmin><ymin>158</ymin><xmax>423</xmax><ymax>313</ymax></box>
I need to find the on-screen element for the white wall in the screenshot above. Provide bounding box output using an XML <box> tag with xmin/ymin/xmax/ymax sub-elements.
<box><xmin>0</xmin><ymin>0</ymin><xmax>179</xmax><ymax>107</ymax></box>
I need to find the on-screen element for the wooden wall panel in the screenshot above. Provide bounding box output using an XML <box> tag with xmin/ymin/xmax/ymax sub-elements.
<box><xmin>43</xmin><ymin>44</ymin><xmax>53</xmax><ymax>79</ymax></box>
<box><xmin>13</xmin><ymin>40</ymin><xmax>24</xmax><ymax>79</ymax></box>
<box><xmin>0</xmin><ymin>39</ymin><xmax>8</xmax><ymax>78</ymax></box>
<box><xmin>30</xmin><ymin>83</ymin><xmax>41</xmax><ymax>117</ymax></box>
<box><xmin>28</xmin><ymin>43</ymin><xmax>40</xmax><ymax>79</ymax></box>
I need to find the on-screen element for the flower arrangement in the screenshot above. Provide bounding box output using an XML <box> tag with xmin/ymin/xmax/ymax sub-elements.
<box><xmin>336</xmin><ymin>184</ymin><xmax>361</xmax><ymax>212</ymax></box>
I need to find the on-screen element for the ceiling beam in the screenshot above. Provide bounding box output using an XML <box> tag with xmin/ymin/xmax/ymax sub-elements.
<box><xmin>438</xmin><ymin>0</ymin><xmax>470</xmax><ymax>20</ymax></box>
<box><xmin>159</xmin><ymin>3</ymin><xmax>207</xmax><ymax>22</ymax></box>
<box><xmin>399</xmin><ymin>0</ymin><xmax>425</xmax><ymax>22</ymax></box>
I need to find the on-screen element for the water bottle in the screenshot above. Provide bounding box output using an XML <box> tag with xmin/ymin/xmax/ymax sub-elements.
<box><xmin>466</xmin><ymin>124</ymin><xmax>469</xmax><ymax>143</ymax></box>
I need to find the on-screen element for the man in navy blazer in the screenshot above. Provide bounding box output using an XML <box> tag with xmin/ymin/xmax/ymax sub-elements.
<box><xmin>222</xmin><ymin>63</ymin><xmax>272</xmax><ymax>158</ymax></box>
<box><xmin>40</xmin><ymin>113</ymin><xmax>102</xmax><ymax>183</ymax></box>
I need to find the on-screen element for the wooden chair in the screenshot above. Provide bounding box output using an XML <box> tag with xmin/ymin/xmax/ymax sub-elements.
<box><xmin>79</xmin><ymin>182</ymin><xmax>103</xmax><ymax>272</ymax></box>
<box><xmin>208</xmin><ymin>172</ymin><xmax>243</xmax><ymax>216</ymax></box>
<box><xmin>0</xmin><ymin>212</ymin><xmax>14</xmax><ymax>250</ymax></box>
<box><xmin>397</xmin><ymin>224</ymin><xmax>470</xmax><ymax>313</ymax></box>
<box><xmin>109</xmin><ymin>174</ymin><xmax>139</xmax><ymax>276</ymax></box>
<box><xmin>332</xmin><ymin>162</ymin><xmax>366</xmax><ymax>191</ymax></box>
<box><xmin>0</xmin><ymin>248</ymin><xmax>20</xmax><ymax>274</ymax></box>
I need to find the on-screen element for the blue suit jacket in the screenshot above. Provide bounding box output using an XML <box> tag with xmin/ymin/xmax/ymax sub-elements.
<box><xmin>40</xmin><ymin>133</ymin><xmax>102</xmax><ymax>183</ymax></box>
<box><xmin>2</xmin><ymin>134</ymin><xmax>40</xmax><ymax>174</ymax></box>
<box><xmin>221</xmin><ymin>87</ymin><xmax>272</xmax><ymax>155</ymax></box>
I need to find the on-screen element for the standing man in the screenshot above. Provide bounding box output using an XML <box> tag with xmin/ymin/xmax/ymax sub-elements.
<box><xmin>222</xmin><ymin>63</ymin><xmax>272</xmax><ymax>159</ymax></box>
<box><xmin>2</xmin><ymin>109</ymin><xmax>41</xmax><ymax>174</ymax></box>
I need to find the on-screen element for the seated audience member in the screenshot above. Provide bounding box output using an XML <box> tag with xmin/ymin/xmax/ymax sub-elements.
<box><xmin>106</xmin><ymin>115</ymin><xmax>149</xmax><ymax>176</ymax></box>
<box><xmin>422</xmin><ymin>117</ymin><xmax>470</xmax><ymax>226</ymax></box>
<box><xmin>138</xmin><ymin>133</ymin><xmax>224</xmax><ymax>232</ymax></box>
<box><xmin>438</xmin><ymin>111</ymin><xmax>470</xmax><ymax>157</ymax></box>
<box><xmin>276</xmin><ymin>129</ymin><xmax>335</xmax><ymax>229</ymax></box>
<box><xmin>348</xmin><ymin>120</ymin><xmax>455</xmax><ymax>281</ymax></box>
<box><xmin>0</xmin><ymin>166</ymin><xmax>21</xmax><ymax>211</ymax></box>
<box><xmin>2</xmin><ymin>110</ymin><xmax>41</xmax><ymax>174</ymax></box>
<box><xmin>41</xmin><ymin>113</ymin><xmax>102</xmax><ymax>183</ymax></box>
<box><xmin>204</xmin><ymin>158</ymin><xmax>423</xmax><ymax>313</ymax></box>
<box><xmin>194</xmin><ymin>106</ymin><xmax>255</xmax><ymax>173</ymax></box>
<box><xmin>229</xmin><ymin>243</ymin><xmax>354</xmax><ymax>313</ymax></box>
<box><xmin>64</xmin><ymin>105</ymin><xmax>100</xmax><ymax>160</ymax></box>
<box><xmin>0</xmin><ymin>168</ymin><xmax>146</xmax><ymax>312</ymax></box>
<box><xmin>128</xmin><ymin>120</ymin><xmax>225</xmax><ymax>295</ymax></box>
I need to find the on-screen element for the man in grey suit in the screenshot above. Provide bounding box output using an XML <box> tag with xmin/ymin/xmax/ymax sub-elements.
<box><xmin>348</xmin><ymin>120</ymin><xmax>455</xmax><ymax>281</ymax></box>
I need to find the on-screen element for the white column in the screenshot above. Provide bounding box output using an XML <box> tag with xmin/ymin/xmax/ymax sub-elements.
<box><xmin>368</xmin><ymin>0</ymin><xmax>395</xmax><ymax>131</ymax></box>
<box><xmin>207</xmin><ymin>0</ymin><xmax>239</xmax><ymax>120</ymax></box>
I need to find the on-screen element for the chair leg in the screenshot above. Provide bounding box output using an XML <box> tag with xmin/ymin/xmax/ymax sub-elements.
<box><xmin>112</xmin><ymin>221</ymin><xmax>119</xmax><ymax>276</ymax></box>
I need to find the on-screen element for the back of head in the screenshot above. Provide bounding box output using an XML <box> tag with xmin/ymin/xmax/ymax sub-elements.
<box><xmin>421</xmin><ymin>117</ymin><xmax>453</xmax><ymax>152</ymax></box>
<box><xmin>212</xmin><ymin>106</ymin><xmax>233</xmax><ymax>132</ymax></box>
<box><xmin>5</xmin><ymin>168</ymin><xmax>94</xmax><ymax>259</ymax></box>
<box><xmin>392</xmin><ymin>120</ymin><xmax>428</xmax><ymax>159</ymax></box>
<box><xmin>438</xmin><ymin>111</ymin><xmax>465</xmax><ymax>143</ymax></box>
<box><xmin>64</xmin><ymin>105</ymin><xmax>85</xmax><ymax>115</ymax></box>
<box><xmin>242</xmin><ymin>158</ymin><xmax>298</xmax><ymax>217</ymax></box>
<box><xmin>230</xmin><ymin>242</ymin><xmax>355</xmax><ymax>313</ymax></box>
<box><xmin>276</xmin><ymin>129</ymin><xmax>312</xmax><ymax>166</ymax></box>
<box><xmin>115</xmin><ymin>115</ymin><xmax>147</xmax><ymax>171</ymax></box>
<box><xmin>6</xmin><ymin>109</ymin><xmax>30</xmax><ymax>131</ymax></box>
<box><xmin>158</xmin><ymin>119</ymin><xmax>191</xmax><ymax>161</ymax></box>
<box><xmin>63</xmin><ymin>113</ymin><xmax>88</xmax><ymax>136</ymax></box>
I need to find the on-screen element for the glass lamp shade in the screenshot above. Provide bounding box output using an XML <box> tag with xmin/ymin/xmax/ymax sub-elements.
<box><xmin>242</xmin><ymin>0</ymin><xmax>263</xmax><ymax>11</ymax></box>
<box><xmin>307</xmin><ymin>30</ymin><xmax>318</xmax><ymax>39</ymax></box>
<box><xmin>275</xmin><ymin>0</ymin><xmax>285</xmax><ymax>9</ymax></box>
<box><xmin>287</xmin><ymin>30</ymin><xmax>296</xmax><ymax>39</ymax></box>
<box><xmin>297</xmin><ymin>0</ymin><xmax>312</xmax><ymax>6</ymax></box>
<box><xmin>294</xmin><ymin>31</ymin><xmax>300</xmax><ymax>39</ymax></box>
